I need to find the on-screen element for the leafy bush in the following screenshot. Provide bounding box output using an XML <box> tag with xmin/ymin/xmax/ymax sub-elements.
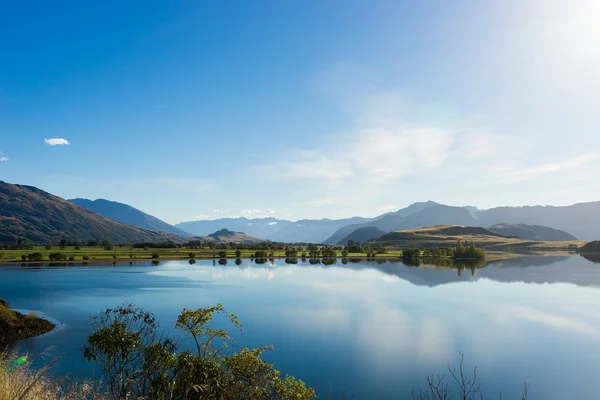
<box><xmin>21</xmin><ymin>255</ymin><xmax>27</xmax><ymax>261</ymax></box>
<box><xmin>454</xmin><ymin>240</ymin><xmax>486</xmax><ymax>259</ymax></box>
<box><xmin>151</xmin><ymin>252</ymin><xmax>160</xmax><ymax>259</ymax></box>
<box><xmin>188</xmin><ymin>252</ymin><xmax>196</xmax><ymax>259</ymax></box>
<box><xmin>83</xmin><ymin>304</ymin><xmax>316</xmax><ymax>399</ymax></box>
<box><xmin>27</xmin><ymin>252</ymin><xmax>44</xmax><ymax>261</ymax></box>
<box><xmin>82</xmin><ymin>255</ymin><xmax>90</xmax><ymax>261</ymax></box>
<box><xmin>402</xmin><ymin>249</ymin><xmax>421</xmax><ymax>259</ymax></box>
<box><xmin>48</xmin><ymin>252</ymin><xmax>67</xmax><ymax>261</ymax></box>
<box><xmin>218</xmin><ymin>250</ymin><xmax>227</xmax><ymax>258</ymax></box>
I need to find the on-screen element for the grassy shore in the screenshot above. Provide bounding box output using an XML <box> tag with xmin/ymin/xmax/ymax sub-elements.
<box><xmin>0</xmin><ymin>246</ymin><xmax>412</xmax><ymax>263</ymax></box>
<box><xmin>0</xmin><ymin>245</ymin><xmax>578</xmax><ymax>265</ymax></box>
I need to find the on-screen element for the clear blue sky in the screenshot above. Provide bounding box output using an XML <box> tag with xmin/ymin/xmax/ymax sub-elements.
<box><xmin>1</xmin><ymin>0</ymin><xmax>599</xmax><ymax>224</ymax></box>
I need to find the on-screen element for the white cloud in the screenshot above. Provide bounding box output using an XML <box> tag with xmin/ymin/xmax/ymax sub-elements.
<box><xmin>0</xmin><ymin>153</ymin><xmax>7</xmax><ymax>162</ymax></box>
<box><xmin>283</xmin><ymin>213</ymin><xmax>293</xmax><ymax>218</ymax></box>
<box><xmin>241</xmin><ymin>208</ymin><xmax>277</xmax><ymax>216</ymax></box>
<box><xmin>213</xmin><ymin>209</ymin><xmax>227</xmax><ymax>213</ymax></box>
<box><xmin>195</xmin><ymin>214</ymin><xmax>211</xmax><ymax>220</ymax></box>
<box><xmin>267</xmin><ymin>222</ymin><xmax>278</xmax><ymax>226</ymax></box>
<box><xmin>45</xmin><ymin>138</ymin><xmax>70</xmax><ymax>146</ymax></box>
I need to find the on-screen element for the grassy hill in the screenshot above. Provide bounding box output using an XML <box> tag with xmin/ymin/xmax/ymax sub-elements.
<box><xmin>336</xmin><ymin>227</ymin><xmax>386</xmax><ymax>245</ymax></box>
<box><xmin>580</xmin><ymin>241</ymin><xmax>600</xmax><ymax>254</ymax></box>
<box><xmin>369</xmin><ymin>225</ymin><xmax>581</xmax><ymax>251</ymax></box>
<box><xmin>195</xmin><ymin>229</ymin><xmax>264</xmax><ymax>244</ymax></box>
<box><xmin>488</xmin><ymin>223</ymin><xmax>577</xmax><ymax>241</ymax></box>
<box><xmin>70</xmin><ymin>198</ymin><xmax>193</xmax><ymax>237</ymax></box>
<box><xmin>0</xmin><ymin>181</ymin><xmax>185</xmax><ymax>244</ymax></box>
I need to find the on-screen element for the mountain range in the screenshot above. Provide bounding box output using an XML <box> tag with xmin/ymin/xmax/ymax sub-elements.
<box><xmin>175</xmin><ymin>200</ymin><xmax>596</xmax><ymax>244</ymax></box>
<box><xmin>2</xmin><ymin>180</ymin><xmax>598</xmax><ymax>245</ymax></box>
<box><xmin>324</xmin><ymin>202</ymin><xmax>599</xmax><ymax>243</ymax></box>
<box><xmin>0</xmin><ymin>181</ymin><xmax>184</xmax><ymax>244</ymax></box>
<box><xmin>176</xmin><ymin>216</ymin><xmax>373</xmax><ymax>243</ymax></box>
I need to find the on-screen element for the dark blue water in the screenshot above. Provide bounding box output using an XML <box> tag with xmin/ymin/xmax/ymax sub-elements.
<box><xmin>1</xmin><ymin>256</ymin><xmax>600</xmax><ymax>399</ymax></box>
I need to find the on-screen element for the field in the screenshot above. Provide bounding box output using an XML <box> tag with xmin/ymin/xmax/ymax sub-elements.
<box><xmin>0</xmin><ymin>245</ymin><xmax>417</xmax><ymax>263</ymax></box>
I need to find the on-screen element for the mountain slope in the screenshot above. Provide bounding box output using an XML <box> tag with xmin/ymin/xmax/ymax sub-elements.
<box><xmin>488</xmin><ymin>224</ymin><xmax>577</xmax><ymax>241</ymax></box>
<box><xmin>370</xmin><ymin>225</ymin><xmax>537</xmax><ymax>250</ymax></box>
<box><xmin>336</xmin><ymin>227</ymin><xmax>386</xmax><ymax>245</ymax></box>
<box><xmin>580</xmin><ymin>241</ymin><xmax>600</xmax><ymax>254</ymax></box>
<box><xmin>70</xmin><ymin>198</ymin><xmax>192</xmax><ymax>237</ymax></box>
<box><xmin>0</xmin><ymin>181</ymin><xmax>184</xmax><ymax>244</ymax></box>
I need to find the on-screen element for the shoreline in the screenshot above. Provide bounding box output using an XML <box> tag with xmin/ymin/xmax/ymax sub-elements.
<box><xmin>0</xmin><ymin>301</ymin><xmax>56</xmax><ymax>342</ymax></box>
<box><xmin>0</xmin><ymin>251</ymin><xmax>577</xmax><ymax>266</ymax></box>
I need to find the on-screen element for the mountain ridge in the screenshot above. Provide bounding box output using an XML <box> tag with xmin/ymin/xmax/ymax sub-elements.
<box><xmin>0</xmin><ymin>181</ymin><xmax>185</xmax><ymax>244</ymax></box>
<box><xmin>70</xmin><ymin>198</ymin><xmax>192</xmax><ymax>237</ymax></box>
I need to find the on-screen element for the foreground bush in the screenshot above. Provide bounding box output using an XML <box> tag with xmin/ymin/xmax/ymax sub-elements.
<box><xmin>83</xmin><ymin>304</ymin><xmax>316</xmax><ymax>400</ymax></box>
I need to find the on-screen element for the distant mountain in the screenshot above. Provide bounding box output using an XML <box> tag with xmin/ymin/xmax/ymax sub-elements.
<box><xmin>488</xmin><ymin>224</ymin><xmax>577</xmax><ymax>241</ymax></box>
<box><xmin>70</xmin><ymin>198</ymin><xmax>192</xmax><ymax>237</ymax></box>
<box><xmin>327</xmin><ymin>201</ymin><xmax>600</xmax><ymax>243</ymax></box>
<box><xmin>336</xmin><ymin>227</ymin><xmax>386</xmax><ymax>245</ymax></box>
<box><xmin>324</xmin><ymin>201</ymin><xmax>440</xmax><ymax>244</ymax></box>
<box><xmin>370</xmin><ymin>225</ymin><xmax>537</xmax><ymax>250</ymax></box>
<box><xmin>177</xmin><ymin>200</ymin><xmax>600</xmax><ymax>244</ymax></box>
<box><xmin>0</xmin><ymin>181</ymin><xmax>184</xmax><ymax>244</ymax></box>
<box><xmin>195</xmin><ymin>229</ymin><xmax>264</xmax><ymax>244</ymax></box>
<box><xmin>176</xmin><ymin>216</ymin><xmax>373</xmax><ymax>243</ymax></box>
<box><xmin>325</xmin><ymin>203</ymin><xmax>476</xmax><ymax>244</ymax></box>
<box><xmin>476</xmin><ymin>202</ymin><xmax>600</xmax><ymax>241</ymax></box>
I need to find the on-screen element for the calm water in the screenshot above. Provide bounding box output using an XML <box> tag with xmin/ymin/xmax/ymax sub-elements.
<box><xmin>1</xmin><ymin>256</ymin><xmax>600</xmax><ymax>399</ymax></box>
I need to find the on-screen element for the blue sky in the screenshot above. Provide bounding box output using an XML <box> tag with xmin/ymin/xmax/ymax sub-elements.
<box><xmin>1</xmin><ymin>0</ymin><xmax>599</xmax><ymax>224</ymax></box>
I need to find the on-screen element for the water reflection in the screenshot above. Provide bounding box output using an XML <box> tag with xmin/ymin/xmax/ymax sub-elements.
<box><xmin>1</xmin><ymin>256</ymin><xmax>600</xmax><ymax>399</ymax></box>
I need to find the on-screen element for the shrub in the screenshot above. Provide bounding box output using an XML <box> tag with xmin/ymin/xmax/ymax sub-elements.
<box><xmin>44</xmin><ymin>245</ymin><xmax>52</xmax><ymax>250</ymax></box>
<box><xmin>82</xmin><ymin>255</ymin><xmax>90</xmax><ymax>261</ymax></box>
<box><xmin>151</xmin><ymin>252</ymin><xmax>160</xmax><ymax>259</ymax></box>
<box><xmin>21</xmin><ymin>255</ymin><xmax>27</xmax><ymax>261</ymax></box>
<box><xmin>27</xmin><ymin>252</ymin><xmax>44</xmax><ymax>261</ymax></box>
<box><xmin>69</xmin><ymin>256</ymin><xmax>75</xmax><ymax>261</ymax></box>
<box><xmin>83</xmin><ymin>304</ymin><xmax>316</xmax><ymax>400</ymax></box>
<box><xmin>218</xmin><ymin>250</ymin><xmax>227</xmax><ymax>258</ymax></box>
<box><xmin>235</xmin><ymin>249</ymin><xmax>242</xmax><ymax>257</ymax></box>
<box><xmin>188</xmin><ymin>252</ymin><xmax>196</xmax><ymax>259</ymax></box>
<box><xmin>48</xmin><ymin>252</ymin><xmax>67</xmax><ymax>261</ymax></box>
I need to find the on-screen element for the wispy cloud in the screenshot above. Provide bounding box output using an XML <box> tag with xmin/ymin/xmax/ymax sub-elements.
<box><xmin>45</xmin><ymin>138</ymin><xmax>70</xmax><ymax>146</ymax></box>
<box><xmin>213</xmin><ymin>209</ymin><xmax>228</xmax><ymax>213</ymax></box>
<box><xmin>0</xmin><ymin>153</ymin><xmax>7</xmax><ymax>162</ymax></box>
<box><xmin>491</xmin><ymin>153</ymin><xmax>600</xmax><ymax>183</ymax></box>
<box><xmin>258</xmin><ymin>63</ymin><xmax>599</xmax><ymax>216</ymax></box>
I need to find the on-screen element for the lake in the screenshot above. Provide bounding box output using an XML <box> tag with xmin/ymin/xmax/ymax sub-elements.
<box><xmin>1</xmin><ymin>256</ymin><xmax>600</xmax><ymax>399</ymax></box>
